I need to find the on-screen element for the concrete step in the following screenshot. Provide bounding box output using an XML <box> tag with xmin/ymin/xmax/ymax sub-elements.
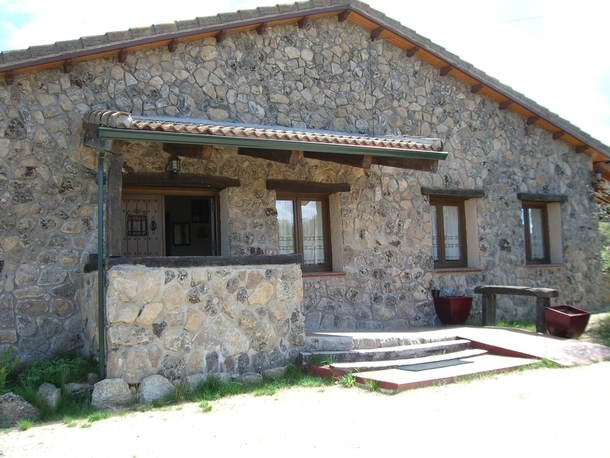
<box><xmin>329</xmin><ymin>348</ymin><xmax>488</xmax><ymax>373</ymax></box>
<box><xmin>298</xmin><ymin>338</ymin><xmax>473</xmax><ymax>366</ymax></box>
<box><xmin>355</xmin><ymin>353</ymin><xmax>539</xmax><ymax>393</ymax></box>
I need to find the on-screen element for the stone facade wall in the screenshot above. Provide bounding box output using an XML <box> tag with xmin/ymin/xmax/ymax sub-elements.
<box><xmin>82</xmin><ymin>263</ymin><xmax>304</xmax><ymax>382</ymax></box>
<box><xmin>0</xmin><ymin>15</ymin><xmax>606</xmax><ymax>361</ymax></box>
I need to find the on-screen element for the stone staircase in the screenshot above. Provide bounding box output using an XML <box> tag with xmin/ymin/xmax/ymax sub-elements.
<box><xmin>299</xmin><ymin>332</ymin><xmax>538</xmax><ymax>393</ymax></box>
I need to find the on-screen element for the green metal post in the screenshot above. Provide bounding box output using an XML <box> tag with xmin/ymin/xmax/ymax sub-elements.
<box><xmin>97</xmin><ymin>139</ymin><xmax>106</xmax><ymax>380</ymax></box>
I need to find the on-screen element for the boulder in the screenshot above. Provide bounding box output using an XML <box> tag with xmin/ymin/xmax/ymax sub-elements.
<box><xmin>138</xmin><ymin>375</ymin><xmax>175</xmax><ymax>404</ymax></box>
<box><xmin>37</xmin><ymin>383</ymin><xmax>61</xmax><ymax>411</ymax></box>
<box><xmin>239</xmin><ymin>372</ymin><xmax>263</xmax><ymax>384</ymax></box>
<box><xmin>63</xmin><ymin>382</ymin><xmax>94</xmax><ymax>402</ymax></box>
<box><xmin>91</xmin><ymin>378</ymin><xmax>133</xmax><ymax>410</ymax></box>
<box><xmin>0</xmin><ymin>392</ymin><xmax>39</xmax><ymax>425</ymax></box>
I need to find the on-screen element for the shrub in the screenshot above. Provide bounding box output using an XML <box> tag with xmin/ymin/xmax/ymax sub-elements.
<box><xmin>17</xmin><ymin>356</ymin><xmax>93</xmax><ymax>389</ymax></box>
<box><xmin>0</xmin><ymin>346</ymin><xmax>18</xmax><ymax>394</ymax></box>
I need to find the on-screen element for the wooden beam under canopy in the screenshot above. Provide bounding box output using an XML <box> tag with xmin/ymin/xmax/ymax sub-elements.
<box><xmin>163</xmin><ymin>143</ymin><xmax>214</xmax><ymax>160</ymax></box>
<box><xmin>238</xmin><ymin>148</ymin><xmax>300</xmax><ymax>166</ymax></box>
<box><xmin>266</xmin><ymin>179</ymin><xmax>350</xmax><ymax>194</ymax></box>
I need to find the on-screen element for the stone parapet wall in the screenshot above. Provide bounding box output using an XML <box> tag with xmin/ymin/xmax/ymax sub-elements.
<box><xmin>82</xmin><ymin>262</ymin><xmax>304</xmax><ymax>383</ymax></box>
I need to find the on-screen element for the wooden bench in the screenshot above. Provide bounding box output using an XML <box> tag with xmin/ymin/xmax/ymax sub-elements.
<box><xmin>473</xmin><ymin>285</ymin><xmax>559</xmax><ymax>333</ymax></box>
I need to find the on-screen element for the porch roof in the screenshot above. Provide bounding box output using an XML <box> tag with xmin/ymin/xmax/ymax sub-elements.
<box><xmin>83</xmin><ymin>110</ymin><xmax>448</xmax><ymax>170</ymax></box>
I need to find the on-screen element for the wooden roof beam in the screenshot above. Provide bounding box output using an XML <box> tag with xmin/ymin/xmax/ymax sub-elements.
<box><xmin>163</xmin><ymin>143</ymin><xmax>214</xmax><ymax>161</ymax></box>
<box><xmin>552</xmin><ymin>131</ymin><xmax>565</xmax><ymax>140</ymax></box>
<box><xmin>118</xmin><ymin>48</ymin><xmax>128</xmax><ymax>63</ymax></box>
<box><xmin>168</xmin><ymin>39</ymin><xmax>179</xmax><ymax>52</ymax></box>
<box><xmin>406</xmin><ymin>46</ymin><xmax>420</xmax><ymax>57</ymax></box>
<box><xmin>370</xmin><ymin>26</ymin><xmax>384</xmax><ymax>41</ymax></box>
<box><xmin>471</xmin><ymin>84</ymin><xmax>484</xmax><ymax>93</ymax></box>
<box><xmin>527</xmin><ymin>116</ymin><xmax>540</xmax><ymax>125</ymax></box>
<box><xmin>440</xmin><ymin>65</ymin><xmax>453</xmax><ymax>76</ymax></box>
<box><xmin>63</xmin><ymin>59</ymin><xmax>73</xmax><ymax>73</ymax></box>
<box><xmin>4</xmin><ymin>71</ymin><xmax>14</xmax><ymax>85</ymax></box>
<box><xmin>256</xmin><ymin>22</ymin><xmax>268</xmax><ymax>35</ymax></box>
<box><xmin>215</xmin><ymin>30</ymin><xmax>227</xmax><ymax>43</ymax></box>
<box><xmin>338</xmin><ymin>10</ymin><xmax>350</xmax><ymax>22</ymax></box>
<box><xmin>239</xmin><ymin>148</ymin><xmax>300</xmax><ymax>166</ymax></box>
<box><xmin>298</xmin><ymin>15</ymin><xmax>310</xmax><ymax>29</ymax></box>
<box><xmin>499</xmin><ymin>100</ymin><xmax>513</xmax><ymax>110</ymax></box>
<box><xmin>575</xmin><ymin>145</ymin><xmax>589</xmax><ymax>154</ymax></box>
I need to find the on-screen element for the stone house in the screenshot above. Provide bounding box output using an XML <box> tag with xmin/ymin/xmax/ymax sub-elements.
<box><xmin>1</xmin><ymin>0</ymin><xmax>609</xmax><ymax>381</ymax></box>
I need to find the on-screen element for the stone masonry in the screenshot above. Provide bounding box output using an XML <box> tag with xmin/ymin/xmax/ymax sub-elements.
<box><xmin>82</xmin><ymin>263</ymin><xmax>304</xmax><ymax>381</ymax></box>
<box><xmin>0</xmin><ymin>6</ymin><xmax>605</xmax><ymax>363</ymax></box>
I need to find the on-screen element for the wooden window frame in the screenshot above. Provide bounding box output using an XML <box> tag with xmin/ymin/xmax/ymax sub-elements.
<box><xmin>521</xmin><ymin>202</ymin><xmax>551</xmax><ymax>265</ymax></box>
<box><xmin>430</xmin><ymin>197</ymin><xmax>468</xmax><ymax>269</ymax></box>
<box><xmin>276</xmin><ymin>192</ymin><xmax>332</xmax><ymax>273</ymax></box>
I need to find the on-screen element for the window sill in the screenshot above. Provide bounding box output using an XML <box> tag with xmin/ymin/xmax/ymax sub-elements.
<box><xmin>434</xmin><ymin>267</ymin><xmax>482</xmax><ymax>274</ymax></box>
<box><xmin>526</xmin><ymin>263</ymin><xmax>565</xmax><ymax>269</ymax></box>
<box><xmin>302</xmin><ymin>271</ymin><xmax>346</xmax><ymax>278</ymax></box>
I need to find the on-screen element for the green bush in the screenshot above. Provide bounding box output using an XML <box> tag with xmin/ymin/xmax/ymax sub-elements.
<box><xmin>0</xmin><ymin>346</ymin><xmax>19</xmax><ymax>394</ymax></box>
<box><xmin>17</xmin><ymin>356</ymin><xmax>93</xmax><ymax>389</ymax></box>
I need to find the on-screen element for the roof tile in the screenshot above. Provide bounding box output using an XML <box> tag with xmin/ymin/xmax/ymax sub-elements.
<box><xmin>83</xmin><ymin>109</ymin><xmax>442</xmax><ymax>153</ymax></box>
<box><xmin>257</xmin><ymin>6</ymin><xmax>280</xmax><ymax>17</ymax></box>
<box><xmin>153</xmin><ymin>23</ymin><xmax>178</xmax><ymax>35</ymax></box>
<box><xmin>80</xmin><ymin>35</ymin><xmax>109</xmax><ymax>48</ymax></box>
<box><xmin>218</xmin><ymin>12</ymin><xmax>243</xmax><ymax>24</ymax></box>
<box><xmin>236</xmin><ymin>9</ymin><xmax>262</xmax><ymax>20</ymax></box>
<box><xmin>277</xmin><ymin>3</ymin><xmax>301</xmax><ymax>14</ymax></box>
<box><xmin>129</xmin><ymin>26</ymin><xmax>156</xmax><ymax>38</ymax></box>
<box><xmin>2</xmin><ymin>49</ymin><xmax>32</xmax><ymax>63</ymax></box>
<box><xmin>55</xmin><ymin>39</ymin><xmax>84</xmax><ymax>53</ymax></box>
<box><xmin>106</xmin><ymin>31</ymin><xmax>134</xmax><ymax>43</ymax></box>
<box><xmin>176</xmin><ymin>19</ymin><xmax>200</xmax><ymax>31</ymax></box>
<box><xmin>197</xmin><ymin>15</ymin><xmax>224</xmax><ymax>27</ymax></box>
<box><xmin>29</xmin><ymin>44</ymin><xmax>57</xmax><ymax>58</ymax></box>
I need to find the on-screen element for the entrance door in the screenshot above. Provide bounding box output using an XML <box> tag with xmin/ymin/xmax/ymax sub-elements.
<box><xmin>121</xmin><ymin>193</ymin><xmax>218</xmax><ymax>257</ymax></box>
<box><xmin>121</xmin><ymin>195</ymin><xmax>164</xmax><ymax>256</ymax></box>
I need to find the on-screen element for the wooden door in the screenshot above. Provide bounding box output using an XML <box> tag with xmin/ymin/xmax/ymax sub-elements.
<box><xmin>121</xmin><ymin>195</ymin><xmax>164</xmax><ymax>256</ymax></box>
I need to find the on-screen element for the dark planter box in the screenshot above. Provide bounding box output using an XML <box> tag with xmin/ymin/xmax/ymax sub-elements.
<box><xmin>433</xmin><ymin>297</ymin><xmax>473</xmax><ymax>325</ymax></box>
<box><xmin>545</xmin><ymin>305</ymin><xmax>590</xmax><ymax>338</ymax></box>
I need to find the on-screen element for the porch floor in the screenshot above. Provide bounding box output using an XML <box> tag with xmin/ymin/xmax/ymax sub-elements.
<box><xmin>304</xmin><ymin>324</ymin><xmax>610</xmax><ymax>393</ymax></box>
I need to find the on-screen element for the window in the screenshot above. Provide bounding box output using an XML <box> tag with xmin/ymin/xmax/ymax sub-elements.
<box><xmin>430</xmin><ymin>198</ymin><xmax>467</xmax><ymax>268</ymax></box>
<box><xmin>518</xmin><ymin>193</ymin><xmax>566</xmax><ymax>266</ymax></box>
<box><xmin>276</xmin><ymin>193</ymin><xmax>331</xmax><ymax>272</ymax></box>
<box><xmin>521</xmin><ymin>202</ymin><xmax>550</xmax><ymax>264</ymax></box>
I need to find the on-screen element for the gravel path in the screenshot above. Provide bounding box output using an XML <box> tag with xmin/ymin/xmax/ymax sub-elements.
<box><xmin>2</xmin><ymin>361</ymin><xmax>609</xmax><ymax>458</ymax></box>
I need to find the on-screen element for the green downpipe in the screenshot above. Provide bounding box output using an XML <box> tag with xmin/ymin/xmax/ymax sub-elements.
<box><xmin>97</xmin><ymin>139</ymin><xmax>106</xmax><ymax>380</ymax></box>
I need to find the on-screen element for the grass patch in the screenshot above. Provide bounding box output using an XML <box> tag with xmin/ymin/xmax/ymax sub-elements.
<box><xmin>3</xmin><ymin>359</ymin><xmax>332</xmax><ymax>428</ymax></box>
<box><xmin>339</xmin><ymin>372</ymin><xmax>356</xmax><ymax>389</ymax></box>
<box><xmin>17</xmin><ymin>419</ymin><xmax>33</xmax><ymax>431</ymax></box>
<box><xmin>87</xmin><ymin>411</ymin><xmax>110</xmax><ymax>423</ymax></box>
<box><xmin>495</xmin><ymin>319</ymin><xmax>537</xmax><ymax>332</ymax></box>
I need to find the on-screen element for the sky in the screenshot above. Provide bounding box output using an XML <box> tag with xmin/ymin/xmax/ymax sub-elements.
<box><xmin>1</xmin><ymin>0</ymin><xmax>608</xmax><ymax>147</ymax></box>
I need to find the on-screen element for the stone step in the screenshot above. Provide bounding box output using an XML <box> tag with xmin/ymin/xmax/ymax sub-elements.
<box><xmin>329</xmin><ymin>348</ymin><xmax>488</xmax><ymax>373</ymax></box>
<box><xmin>306</xmin><ymin>332</ymin><xmax>461</xmax><ymax>352</ymax></box>
<box><xmin>298</xmin><ymin>338</ymin><xmax>473</xmax><ymax>366</ymax></box>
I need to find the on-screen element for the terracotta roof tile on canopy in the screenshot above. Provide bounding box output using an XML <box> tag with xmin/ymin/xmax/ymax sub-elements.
<box><xmin>83</xmin><ymin>110</ymin><xmax>444</xmax><ymax>154</ymax></box>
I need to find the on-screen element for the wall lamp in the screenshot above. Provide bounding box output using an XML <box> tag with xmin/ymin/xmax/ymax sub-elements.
<box><xmin>166</xmin><ymin>155</ymin><xmax>181</xmax><ymax>180</ymax></box>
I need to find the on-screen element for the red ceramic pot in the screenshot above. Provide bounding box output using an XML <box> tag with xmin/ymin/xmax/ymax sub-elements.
<box><xmin>545</xmin><ymin>305</ymin><xmax>590</xmax><ymax>338</ymax></box>
<box><xmin>433</xmin><ymin>297</ymin><xmax>473</xmax><ymax>325</ymax></box>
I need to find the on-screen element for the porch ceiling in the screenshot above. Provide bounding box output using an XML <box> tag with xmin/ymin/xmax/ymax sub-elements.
<box><xmin>83</xmin><ymin>110</ymin><xmax>448</xmax><ymax>171</ymax></box>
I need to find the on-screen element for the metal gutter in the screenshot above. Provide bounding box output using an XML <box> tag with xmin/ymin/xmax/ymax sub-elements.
<box><xmin>96</xmin><ymin>127</ymin><xmax>449</xmax><ymax>161</ymax></box>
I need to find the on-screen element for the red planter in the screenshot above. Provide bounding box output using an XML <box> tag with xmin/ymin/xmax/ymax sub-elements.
<box><xmin>433</xmin><ymin>297</ymin><xmax>473</xmax><ymax>325</ymax></box>
<box><xmin>545</xmin><ymin>305</ymin><xmax>590</xmax><ymax>338</ymax></box>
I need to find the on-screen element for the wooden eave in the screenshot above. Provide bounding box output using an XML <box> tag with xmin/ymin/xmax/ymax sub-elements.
<box><xmin>1</xmin><ymin>2</ymin><xmax>608</xmax><ymax>163</ymax></box>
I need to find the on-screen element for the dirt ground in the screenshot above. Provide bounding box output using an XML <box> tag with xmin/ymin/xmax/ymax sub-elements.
<box><xmin>2</xmin><ymin>316</ymin><xmax>609</xmax><ymax>458</ymax></box>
